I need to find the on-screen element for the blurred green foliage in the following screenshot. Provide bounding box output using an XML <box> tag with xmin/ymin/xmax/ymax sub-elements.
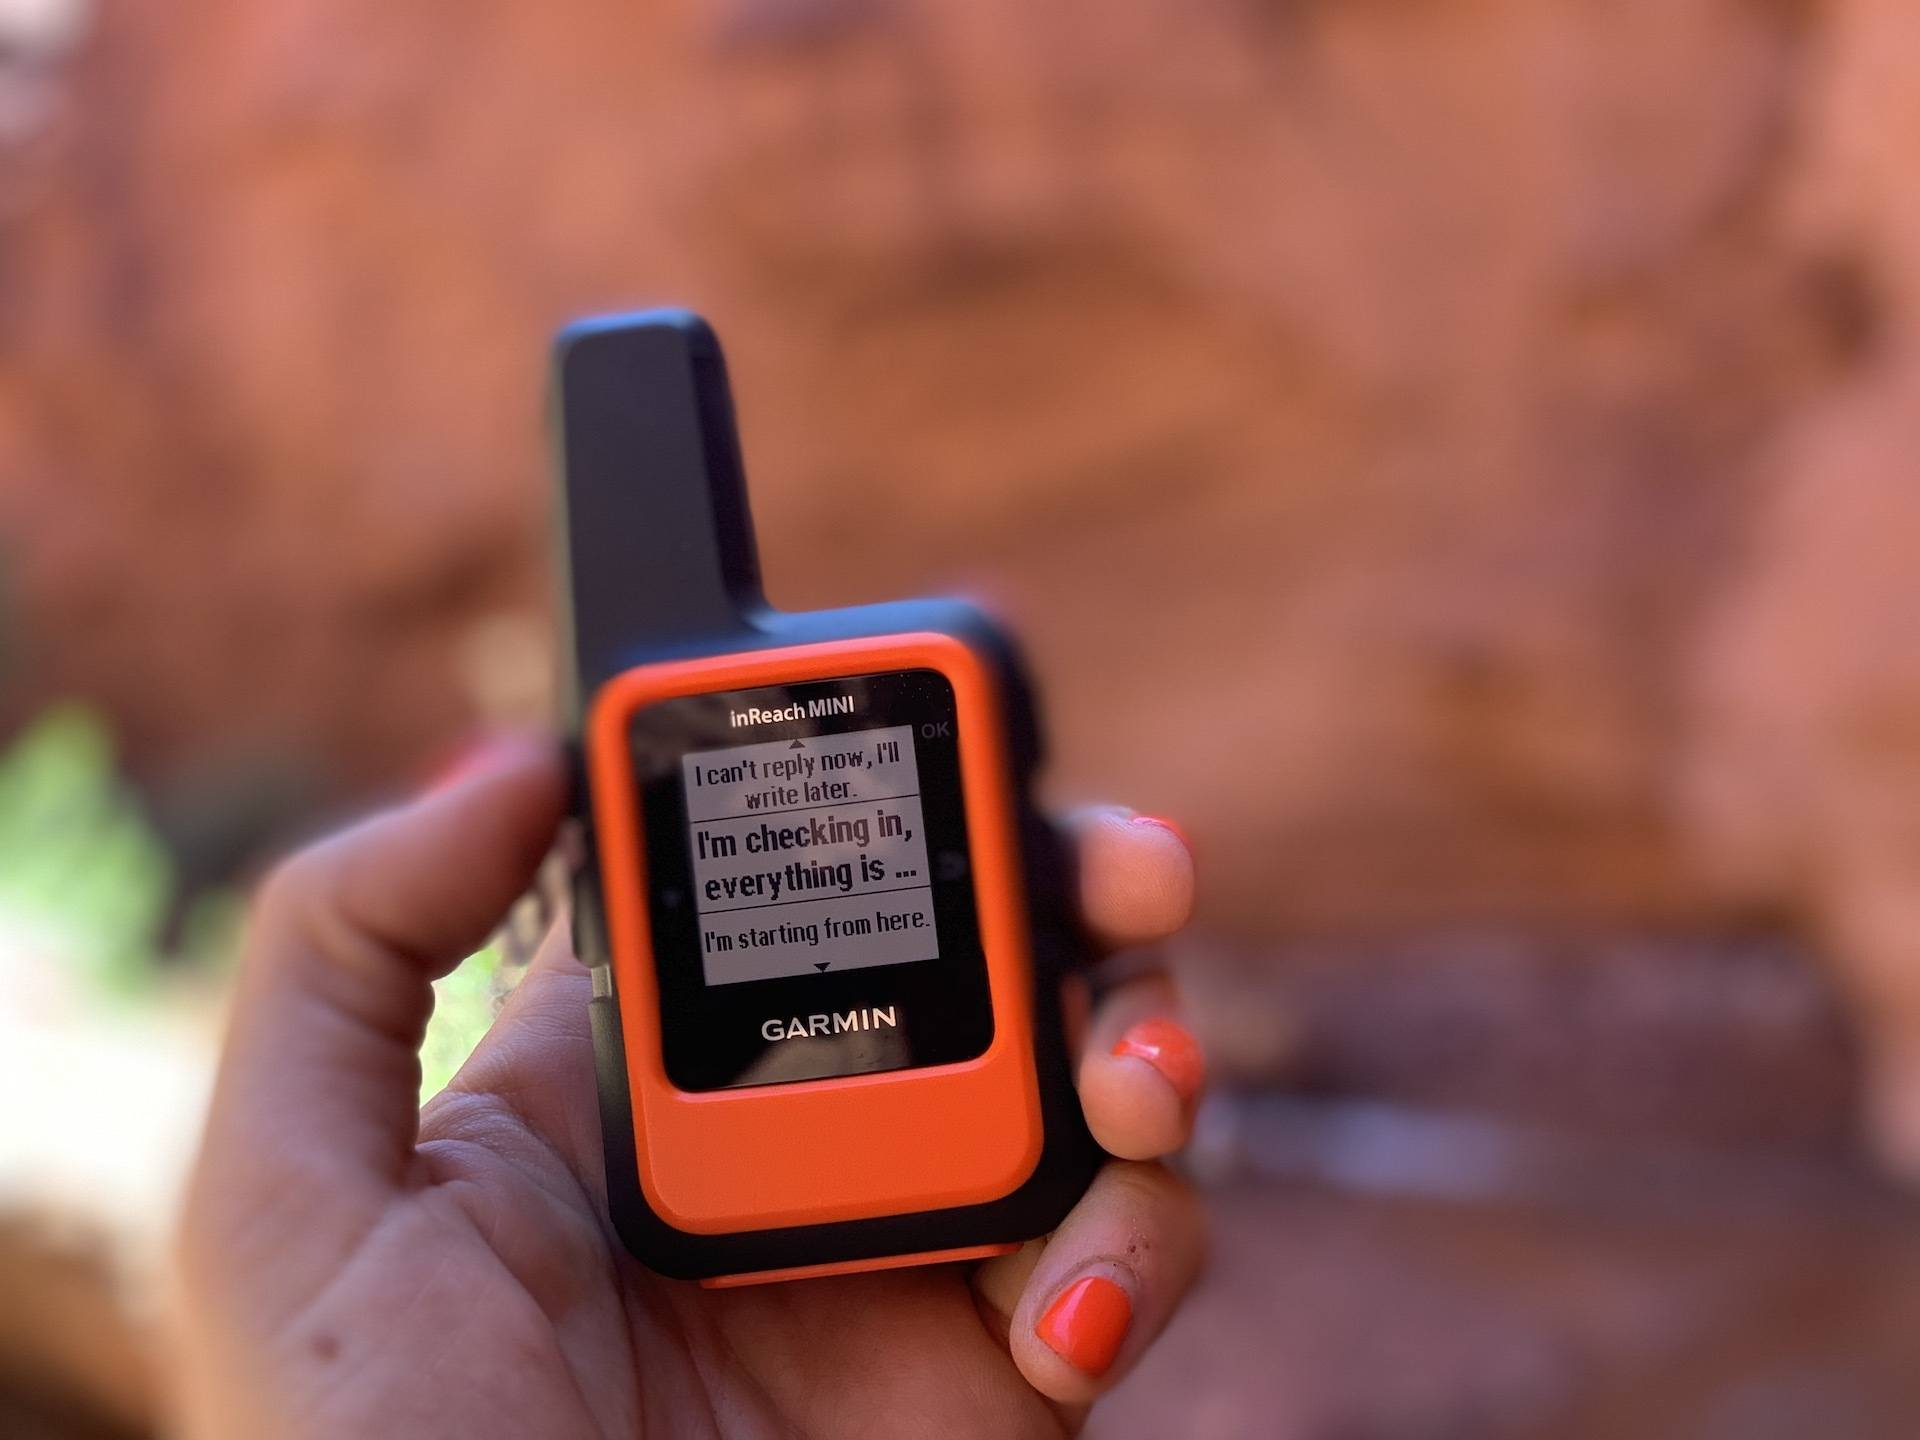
<box><xmin>0</xmin><ymin>704</ymin><xmax>184</xmax><ymax>994</ymax></box>
<box><xmin>421</xmin><ymin>944</ymin><xmax>505</xmax><ymax>1102</ymax></box>
<box><xmin>0</xmin><ymin>702</ymin><xmax>500</xmax><ymax>1100</ymax></box>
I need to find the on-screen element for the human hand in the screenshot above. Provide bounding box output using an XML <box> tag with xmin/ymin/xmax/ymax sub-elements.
<box><xmin>173</xmin><ymin>739</ymin><xmax>1205</xmax><ymax>1438</ymax></box>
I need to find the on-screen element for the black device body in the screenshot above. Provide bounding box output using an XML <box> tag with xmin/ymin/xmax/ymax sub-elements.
<box><xmin>555</xmin><ymin>310</ymin><xmax>1100</xmax><ymax>1282</ymax></box>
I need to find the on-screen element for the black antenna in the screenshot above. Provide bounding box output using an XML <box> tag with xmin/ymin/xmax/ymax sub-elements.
<box><xmin>553</xmin><ymin>310</ymin><xmax>768</xmax><ymax>716</ymax></box>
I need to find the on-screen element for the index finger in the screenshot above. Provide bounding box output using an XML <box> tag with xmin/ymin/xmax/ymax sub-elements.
<box><xmin>185</xmin><ymin>741</ymin><xmax>565</xmax><ymax>1249</ymax></box>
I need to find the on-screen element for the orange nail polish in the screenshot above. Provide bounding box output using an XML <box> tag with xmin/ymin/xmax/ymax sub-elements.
<box><xmin>1111</xmin><ymin>1017</ymin><xmax>1206</xmax><ymax>1103</ymax></box>
<box><xmin>1035</xmin><ymin>1274</ymin><xmax>1131</xmax><ymax>1377</ymax></box>
<box><xmin>420</xmin><ymin>735</ymin><xmax>530</xmax><ymax>795</ymax></box>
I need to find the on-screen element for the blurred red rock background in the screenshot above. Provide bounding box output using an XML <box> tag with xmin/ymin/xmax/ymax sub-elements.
<box><xmin>7</xmin><ymin>0</ymin><xmax>1920</xmax><ymax>1434</ymax></box>
<box><xmin>0</xmin><ymin>0</ymin><xmax>1852</xmax><ymax>926</ymax></box>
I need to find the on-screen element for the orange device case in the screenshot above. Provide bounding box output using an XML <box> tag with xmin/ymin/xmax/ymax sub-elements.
<box><xmin>591</xmin><ymin>633</ymin><xmax>1048</xmax><ymax>1236</ymax></box>
<box><xmin>560</xmin><ymin>312</ymin><xmax>1099</xmax><ymax>1284</ymax></box>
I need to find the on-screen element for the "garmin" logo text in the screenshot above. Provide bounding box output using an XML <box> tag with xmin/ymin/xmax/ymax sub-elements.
<box><xmin>761</xmin><ymin>1006</ymin><xmax>898</xmax><ymax>1042</ymax></box>
<box><xmin>731</xmin><ymin>696</ymin><xmax>856</xmax><ymax>727</ymax></box>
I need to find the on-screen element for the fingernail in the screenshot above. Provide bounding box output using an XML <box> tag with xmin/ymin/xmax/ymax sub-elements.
<box><xmin>419</xmin><ymin>735</ymin><xmax>531</xmax><ymax>795</ymax></box>
<box><xmin>1035</xmin><ymin>1274</ymin><xmax>1132</xmax><ymax>1377</ymax></box>
<box><xmin>1111</xmin><ymin>1017</ymin><xmax>1206</xmax><ymax>1103</ymax></box>
<box><xmin>1127</xmin><ymin>814</ymin><xmax>1192</xmax><ymax>852</ymax></box>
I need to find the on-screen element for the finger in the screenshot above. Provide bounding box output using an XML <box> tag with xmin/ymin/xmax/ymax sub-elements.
<box><xmin>973</xmin><ymin>1161</ymin><xmax>1206</xmax><ymax>1409</ymax></box>
<box><xmin>1075</xmin><ymin>973</ymin><xmax>1206</xmax><ymax>1161</ymax></box>
<box><xmin>423</xmin><ymin>918</ymin><xmax>606</xmax><ymax>1193</ymax></box>
<box><xmin>1063</xmin><ymin>808</ymin><xmax>1194</xmax><ymax>953</ymax></box>
<box><xmin>196</xmin><ymin>738</ymin><xmax>565</xmax><ymax>1206</ymax></box>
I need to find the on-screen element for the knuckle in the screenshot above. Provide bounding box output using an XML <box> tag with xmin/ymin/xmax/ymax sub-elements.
<box><xmin>254</xmin><ymin>829</ymin><xmax>371</xmax><ymax>955</ymax></box>
<box><xmin>246</xmin><ymin>843</ymin><xmax>372</xmax><ymax>990</ymax></box>
<box><xmin>253</xmin><ymin>846</ymin><xmax>329</xmax><ymax>930</ymax></box>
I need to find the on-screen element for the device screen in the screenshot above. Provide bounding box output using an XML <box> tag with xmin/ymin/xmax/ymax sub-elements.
<box><xmin>681</xmin><ymin>723</ymin><xmax>936</xmax><ymax>984</ymax></box>
<box><xmin>627</xmin><ymin>669</ymin><xmax>997</xmax><ymax>1090</ymax></box>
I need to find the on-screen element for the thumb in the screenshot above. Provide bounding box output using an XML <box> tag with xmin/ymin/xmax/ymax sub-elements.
<box><xmin>188</xmin><ymin>737</ymin><xmax>565</xmax><ymax>1243</ymax></box>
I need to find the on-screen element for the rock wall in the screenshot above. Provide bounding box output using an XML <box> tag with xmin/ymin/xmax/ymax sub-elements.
<box><xmin>0</xmin><ymin>0</ymin><xmax>1911</xmax><ymax>1061</ymax></box>
<box><xmin>1682</xmin><ymin>0</ymin><xmax>1920</xmax><ymax>1167</ymax></box>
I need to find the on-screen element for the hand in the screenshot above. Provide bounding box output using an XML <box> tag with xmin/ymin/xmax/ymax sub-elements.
<box><xmin>173</xmin><ymin>739</ymin><xmax>1205</xmax><ymax>1438</ymax></box>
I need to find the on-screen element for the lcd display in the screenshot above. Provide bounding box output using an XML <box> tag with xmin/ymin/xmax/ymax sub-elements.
<box><xmin>625</xmin><ymin>669</ymin><xmax>996</xmax><ymax>1090</ymax></box>
<box><xmin>682</xmin><ymin>725</ymin><xmax>940</xmax><ymax>984</ymax></box>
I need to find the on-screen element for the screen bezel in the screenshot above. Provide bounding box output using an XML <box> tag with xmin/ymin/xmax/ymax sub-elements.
<box><xmin>585</xmin><ymin>632</ymin><xmax>1047</xmax><ymax>1234</ymax></box>
<box><xmin>626</xmin><ymin>669</ymin><xmax>996</xmax><ymax>1092</ymax></box>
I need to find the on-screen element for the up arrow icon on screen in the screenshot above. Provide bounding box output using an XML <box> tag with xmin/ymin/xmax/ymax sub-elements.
<box><xmin>790</xmin><ymin>739</ymin><xmax>805</xmax><ymax>749</ymax></box>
